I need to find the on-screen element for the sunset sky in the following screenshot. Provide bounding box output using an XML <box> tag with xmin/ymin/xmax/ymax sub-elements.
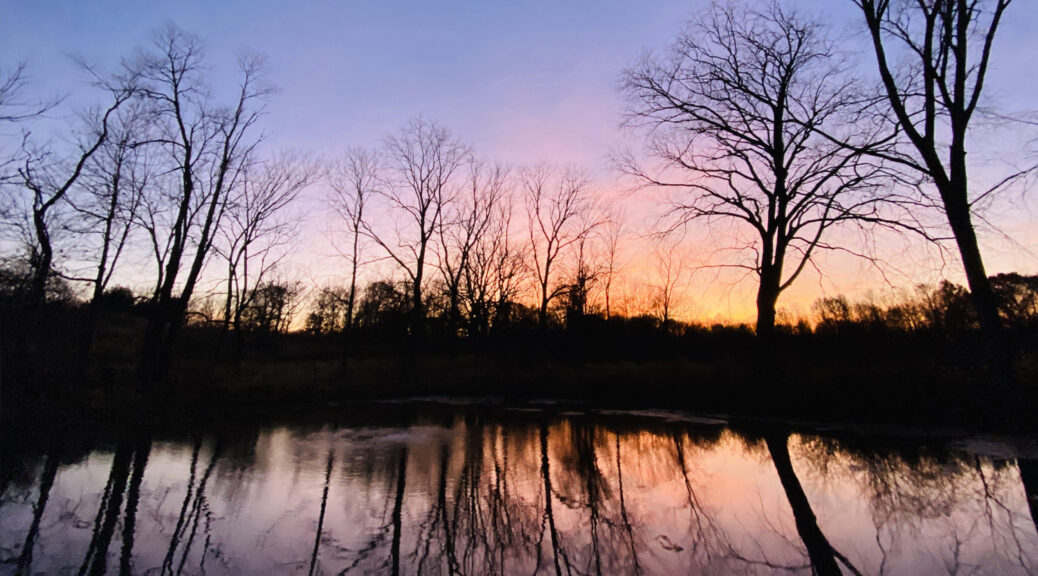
<box><xmin>3</xmin><ymin>0</ymin><xmax>1036</xmax><ymax>323</ymax></box>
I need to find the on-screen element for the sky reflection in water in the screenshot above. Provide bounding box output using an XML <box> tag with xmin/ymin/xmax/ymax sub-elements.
<box><xmin>2</xmin><ymin>407</ymin><xmax>1037</xmax><ymax>575</ymax></box>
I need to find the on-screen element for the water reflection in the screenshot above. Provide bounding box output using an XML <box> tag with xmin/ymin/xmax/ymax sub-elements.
<box><xmin>2</xmin><ymin>406</ymin><xmax>1037</xmax><ymax>575</ymax></box>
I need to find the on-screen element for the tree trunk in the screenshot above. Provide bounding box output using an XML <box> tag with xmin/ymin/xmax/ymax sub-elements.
<box><xmin>755</xmin><ymin>266</ymin><xmax>781</xmax><ymax>339</ymax></box>
<box><xmin>540</xmin><ymin>421</ymin><xmax>563</xmax><ymax>576</ymax></box>
<box><xmin>15</xmin><ymin>452</ymin><xmax>59</xmax><ymax>576</ymax></box>
<box><xmin>391</xmin><ymin>447</ymin><xmax>408</xmax><ymax>576</ymax></box>
<box><xmin>119</xmin><ymin>434</ymin><xmax>151</xmax><ymax>576</ymax></box>
<box><xmin>942</xmin><ymin>181</ymin><xmax>1003</xmax><ymax>341</ymax></box>
<box><xmin>28</xmin><ymin>208</ymin><xmax>52</xmax><ymax>307</ymax></box>
<box><xmin>1018</xmin><ymin>459</ymin><xmax>1038</xmax><ymax>536</ymax></box>
<box><xmin>765</xmin><ymin>433</ymin><xmax>842</xmax><ymax>576</ymax></box>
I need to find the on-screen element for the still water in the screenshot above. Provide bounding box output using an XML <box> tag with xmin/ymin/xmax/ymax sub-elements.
<box><xmin>2</xmin><ymin>401</ymin><xmax>1037</xmax><ymax>575</ymax></box>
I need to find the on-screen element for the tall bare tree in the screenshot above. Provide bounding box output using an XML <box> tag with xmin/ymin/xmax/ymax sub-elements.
<box><xmin>853</xmin><ymin>0</ymin><xmax>1018</xmax><ymax>346</ymax></box>
<box><xmin>461</xmin><ymin>184</ymin><xmax>526</xmax><ymax>335</ymax></box>
<box><xmin>16</xmin><ymin>66</ymin><xmax>137</xmax><ymax>306</ymax></box>
<box><xmin>72</xmin><ymin>100</ymin><xmax>151</xmax><ymax>311</ymax></box>
<box><xmin>438</xmin><ymin>160</ymin><xmax>509</xmax><ymax>334</ymax></box>
<box><xmin>327</xmin><ymin>146</ymin><xmax>380</xmax><ymax>332</ymax></box>
<box><xmin>623</xmin><ymin>1</ymin><xmax>891</xmax><ymax>337</ymax></box>
<box><xmin>136</xmin><ymin>24</ymin><xmax>267</xmax><ymax>382</ymax></box>
<box><xmin>363</xmin><ymin>118</ymin><xmax>470</xmax><ymax>335</ymax></box>
<box><xmin>520</xmin><ymin>164</ymin><xmax>598</xmax><ymax>329</ymax></box>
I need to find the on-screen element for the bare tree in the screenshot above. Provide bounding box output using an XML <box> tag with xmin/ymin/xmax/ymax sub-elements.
<box><xmin>853</xmin><ymin>0</ymin><xmax>1020</xmax><ymax>346</ymax></box>
<box><xmin>363</xmin><ymin>117</ymin><xmax>470</xmax><ymax>336</ymax></box>
<box><xmin>71</xmin><ymin>100</ymin><xmax>151</xmax><ymax>312</ymax></box>
<box><xmin>600</xmin><ymin>207</ymin><xmax>626</xmax><ymax>320</ymax></box>
<box><xmin>0</xmin><ymin>63</ymin><xmax>63</xmax><ymax>186</ymax></box>
<box><xmin>622</xmin><ymin>1</ymin><xmax>892</xmax><ymax>337</ymax></box>
<box><xmin>0</xmin><ymin>63</ymin><xmax>61</xmax><ymax>124</ymax></box>
<box><xmin>327</xmin><ymin>146</ymin><xmax>380</xmax><ymax>332</ymax></box>
<box><xmin>561</xmin><ymin>211</ymin><xmax>603</xmax><ymax>324</ymax></box>
<box><xmin>460</xmin><ymin>174</ymin><xmax>512</xmax><ymax>335</ymax></box>
<box><xmin>136</xmin><ymin>24</ymin><xmax>267</xmax><ymax>383</ymax></box>
<box><xmin>16</xmin><ymin>65</ymin><xmax>137</xmax><ymax>306</ymax></box>
<box><xmin>462</xmin><ymin>186</ymin><xmax>526</xmax><ymax>335</ymax></box>
<box><xmin>438</xmin><ymin>160</ymin><xmax>508</xmax><ymax>334</ymax></box>
<box><xmin>217</xmin><ymin>150</ymin><xmax>315</xmax><ymax>346</ymax></box>
<box><xmin>650</xmin><ymin>235</ymin><xmax>693</xmax><ymax>327</ymax></box>
<box><xmin>520</xmin><ymin>164</ymin><xmax>599</xmax><ymax>329</ymax></box>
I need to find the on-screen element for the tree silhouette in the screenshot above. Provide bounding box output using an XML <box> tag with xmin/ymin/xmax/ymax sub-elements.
<box><xmin>853</xmin><ymin>0</ymin><xmax>1018</xmax><ymax>349</ymax></box>
<box><xmin>135</xmin><ymin>24</ymin><xmax>266</xmax><ymax>383</ymax></box>
<box><xmin>364</xmin><ymin>118</ymin><xmax>470</xmax><ymax>337</ymax></box>
<box><xmin>521</xmin><ymin>164</ymin><xmax>599</xmax><ymax>329</ymax></box>
<box><xmin>623</xmin><ymin>1</ymin><xmax>891</xmax><ymax>337</ymax></box>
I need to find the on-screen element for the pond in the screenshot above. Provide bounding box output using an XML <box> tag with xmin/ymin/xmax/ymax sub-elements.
<box><xmin>2</xmin><ymin>401</ymin><xmax>1037</xmax><ymax>575</ymax></box>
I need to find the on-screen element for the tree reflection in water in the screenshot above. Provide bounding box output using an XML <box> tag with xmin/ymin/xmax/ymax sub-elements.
<box><xmin>1</xmin><ymin>407</ymin><xmax>1036</xmax><ymax>574</ymax></box>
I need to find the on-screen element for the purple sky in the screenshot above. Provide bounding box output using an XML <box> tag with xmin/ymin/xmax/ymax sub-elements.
<box><xmin>3</xmin><ymin>0</ymin><xmax>1036</xmax><ymax>320</ymax></box>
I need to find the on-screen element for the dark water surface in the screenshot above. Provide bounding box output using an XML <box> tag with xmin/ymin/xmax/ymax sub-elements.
<box><xmin>2</xmin><ymin>401</ymin><xmax>1037</xmax><ymax>575</ymax></box>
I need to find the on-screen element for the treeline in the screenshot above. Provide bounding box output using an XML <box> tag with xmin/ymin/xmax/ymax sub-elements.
<box><xmin>812</xmin><ymin>274</ymin><xmax>1038</xmax><ymax>335</ymax></box>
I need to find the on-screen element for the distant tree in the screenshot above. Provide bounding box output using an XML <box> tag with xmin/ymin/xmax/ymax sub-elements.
<box><xmin>240</xmin><ymin>278</ymin><xmax>303</xmax><ymax>335</ymax></box>
<box><xmin>355</xmin><ymin>280</ymin><xmax>412</xmax><ymax>332</ymax></box>
<box><xmin>363</xmin><ymin>118</ymin><xmax>470</xmax><ymax>336</ymax></box>
<box><xmin>919</xmin><ymin>281</ymin><xmax>976</xmax><ymax>333</ymax></box>
<box><xmin>520</xmin><ymin>164</ymin><xmax>599</xmax><ymax>329</ymax></box>
<box><xmin>561</xmin><ymin>226</ymin><xmax>600</xmax><ymax>326</ymax></box>
<box><xmin>990</xmin><ymin>273</ymin><xmax>1038</xmax><ymax>328</ymax></box>
<box><xmin>461</xmin><ymin>175</ymin><xmax>522</xmax><ymax>336</ymax></box>
<box><xmin>600</xmin><ymin>208</ymin><xmax>626</xmax><ymax>320</ymax></box>
<box><xmin>649</xmin><ymin>236</ymin><xmax>692</xmax><ymax>328</ymax></box>
<box><xmin>813</xmin><ymin>295</ymin><xmax>853</xmax><ymax>333</ymax></box>
<box><xmin>304</xmin><ymin>286</ymin><xmax>351</xmax><ymax>335</ymax></box>
<box><xmin>853</xmin><ymin>0</ymin><xmax>1022</xmax><ymax>347</ymax></box>
<box><xmin>216</xmin><ymin>151</ymin><xmax>316</xmax><ymax>343</ymax></box>
<box><xmin>327</xmin><ymin>146</ymin><xmax>380</xmax><ymax>333</ymax></box>
<box><xmin>437</xmin><ymin>161</ymin><xmax>508</xmax><ymax>335</ymax></box>
<box><xmin>623</xmin><ymin>2</ymin><xmax>891</xmax><ymax>338</ymax></box>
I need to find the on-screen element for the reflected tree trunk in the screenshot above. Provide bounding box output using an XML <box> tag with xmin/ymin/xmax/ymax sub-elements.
<box><xmin>391</xmin><ymin>446</ymin><xmax>408</xmax><ymax>576</ymax></box>
<box><xmin>308</xmin><ymin>449</ymin><xmax>334</xmax><ymax>576</ymax></box>
<box><xmin>14</xmin><ymin>452</ymin><xmax>59</xmax><ymax>576</ymax></box>
<box><xmin>436</xmin><ymin>443</ymin><xmax>460</xmax><ymax>575</ymax></box>
<box><xmin>161</xmin><ymin>438</ymin><xmax>202</xmax><ymax>575</ymax></box>
<box><xmin>764</xmin><ymin>433</ymin><xmax>843</xmax><ymax>576</ymax></box>
<box><xmin>80</xmin><ymin>442</ymin><xmax>134</xmax><ymax>576</ymax></box>
<box><xmin>119</xmin><ymin>434</ymin><xmax>151</xmax><ymax>576</ymax></box>
<box><xmin>616</xmin><ymin>433</ymin><xmax>642</xmax><ymax>575</ymax></box>
<box><xmin>540</xmin><ymin>421</ymin><xmax>563</xmax><ymax>576</ymax></box>
<box><xmin>1017</xmin><ymin>459</ymin><xmax>1038</xmax><ymax>536</ymax></box>
<box><xmin>576</xmin><ymin>425</ymin><xmax>603</xmax><ymax>576</ymax></box>
<box><xmin>175</xmin><ymin>441</ymin><xmax>222</xmax><ymax>575</ymax></box>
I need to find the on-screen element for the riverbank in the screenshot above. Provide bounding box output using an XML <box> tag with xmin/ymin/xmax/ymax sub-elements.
<box><xmin>3</xmin><ymin>306</ymin><xmax>1036</xmax><ymax>435</ymax></box>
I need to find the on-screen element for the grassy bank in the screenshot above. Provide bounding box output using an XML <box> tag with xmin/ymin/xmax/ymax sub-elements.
<box><xmin>3</xmin><ymin>303</ymin><xmax>1035</xmax><ymax>435</ymax></box>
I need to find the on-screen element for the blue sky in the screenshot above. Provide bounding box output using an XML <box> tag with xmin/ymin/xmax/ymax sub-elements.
<box><xmin>4</xmin><ymin>0</ymin><xmax>1035</xmax><ymax>171</ymax></box>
